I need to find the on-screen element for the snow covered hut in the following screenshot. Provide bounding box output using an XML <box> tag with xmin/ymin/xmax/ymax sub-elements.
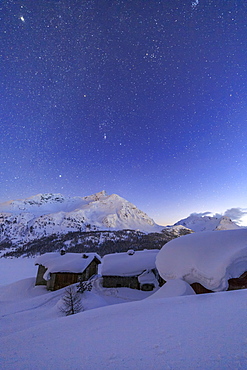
<box><xmin>35</xmin><ymin>252</ymin><xmax>101</xmax><ymax>291</ymax></box>
<box><xmin>101</xmin><ymin>249</ymin><xmax>161</xmax><ymax>291</ymax></box>
<box><xmin>156</xmin><ymin>229</ymin><xmax>247</xmax><ymax>293</ymax></box>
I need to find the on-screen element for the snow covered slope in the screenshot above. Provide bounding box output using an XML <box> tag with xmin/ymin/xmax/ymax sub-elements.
<box><xmin>0</xmin><ymin>276</ymin><xmax>246</xmax><ymax>369</ymax></box>
<box><xmin>156</xmin><ymin>229</ymin><xmax>247</xmax><ymax>291</ymax></box>
<box><xmin>0</xmin><ymin>257</ymin><xmax>36</xmax><ymax>286</ymax></box>
<box><xmin>174</xmin><ymin>214</ymin><xmax>240</xmax><ymax>232</ymax></box>
<box><xmin>0</xmin><ymin>191</ymin><xmax>164</xmax><ymax>245</ymax></box>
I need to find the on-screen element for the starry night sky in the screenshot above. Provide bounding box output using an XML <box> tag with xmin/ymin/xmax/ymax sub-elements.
<box><xmin>1</xmin><ymin>0</ymin><xmax>247</xmax><ymax>225</ymax></box>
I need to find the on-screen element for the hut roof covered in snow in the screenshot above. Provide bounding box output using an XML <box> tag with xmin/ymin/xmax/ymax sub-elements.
<box><xmin>156</xmin><ymin>229</ymin><xmax>247</xmax><ymax>292</ymax></box>
<box><xmin>35</xmin><ymin>252</ymin><xmax>101</xmax><ymax>276</ymax></box>
<box><xmin>101</xmin><ymin>249</ymin><xmax>159</xmax><ymax>277</ymax></box>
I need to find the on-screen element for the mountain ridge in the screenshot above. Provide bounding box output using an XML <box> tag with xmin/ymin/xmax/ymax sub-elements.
<box><xmin>174</xmin><ymin>214</ymin><xmax>240</xmax><ymax>232</ymax></box>
<box><xmin>0</xmin><ymin>191</ymin><xmax>166</xmax><ymax>249</ymax></box>
<box><xmin>0</xmin><ymin>191</ymin><xmax>242</xmax><ymax>258</ymax></box>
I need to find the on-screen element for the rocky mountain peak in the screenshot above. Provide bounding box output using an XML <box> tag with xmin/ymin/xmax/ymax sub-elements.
<box><xmin>0</xmin><ymin>191</ymin><xmax>163</xmax><ymax>248</ymax></box>
<box><xmin>174</xmin><ymin>214</ymin><xmax>240</xmax><ymax>232</ymax></box>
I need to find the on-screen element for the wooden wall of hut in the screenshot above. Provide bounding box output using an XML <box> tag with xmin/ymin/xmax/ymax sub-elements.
<box><xmin>35</xmin><ymin>265</ymin><xmax>47</xmax><ymax>286</ymax></box>
<box><xmin>190</xmin><ymin>282</ymin><xmax>213</xmax><ymax>294</ymax></box>
<box><xmin>102</xmin><ymin>276</ymin><xmax>140</xmax><ymax>290</ymax></box>
<box><xmin>81</xmin><ymin>259</ymin><xmax>99</xmax><ymax>281</ymax></box>
<box><xmin>228</xmin><ymin>271</ymin><xmax>247</xmax><ymax>291</ymax></box>
<box><xmin>47</xmin><ymin>272</ymin><xmax>81</xmax><ymax>291</ymax></box>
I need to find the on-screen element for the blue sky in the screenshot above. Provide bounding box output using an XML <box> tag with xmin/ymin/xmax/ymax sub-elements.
<box><xmin>1</xmin><ymin>0</ymin><xmax>247</xmax><ymax>225</ymax></box>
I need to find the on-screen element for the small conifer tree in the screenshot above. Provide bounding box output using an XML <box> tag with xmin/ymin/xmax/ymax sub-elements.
<box><xmin>59</xmin><ymin>286</ymin><xmax>83</xmax><ymax>316</ymax></box>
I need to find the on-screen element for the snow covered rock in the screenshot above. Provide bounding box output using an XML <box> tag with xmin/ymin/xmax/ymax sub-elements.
<box><xmin>156</xmin><ymin>229</ymin><xmax>247</xmax><ymax>292</ymax></box>
<box><xmin>174</xmin><ymin>214</ymin><xmax>240</xmax><ymax>232</ymax></box>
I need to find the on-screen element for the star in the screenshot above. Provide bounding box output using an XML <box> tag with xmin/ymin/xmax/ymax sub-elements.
<box><xmin>1</xmin><ymin>0</ymin><xmax>247</xmax><ymax>226</ymax></box>
<box><xmin>192</xmin><ymin>1</ymin><xmax>199</xmax><ymax>9</ymax></box>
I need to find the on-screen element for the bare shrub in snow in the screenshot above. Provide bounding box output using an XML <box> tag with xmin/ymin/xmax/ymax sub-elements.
<box><xmin>77</xmin><ymin>279</ymin><xmax>92</xmax><ymax>293</ymax></box>
<box><xmin>59</xmin><ymin>286</ymin><xmax>83</xmax><ymax>316</ymax></box>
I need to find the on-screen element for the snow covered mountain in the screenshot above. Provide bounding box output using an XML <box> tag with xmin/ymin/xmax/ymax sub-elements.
<box><xmin>174</xmin><ymin>214</ymin><xmax>240</xmax><ymax>232</ymax></box>
<box><xmin>0</xmin><ymin>191</ymin><xmax>164</xmax><ymax>246</ymax></box>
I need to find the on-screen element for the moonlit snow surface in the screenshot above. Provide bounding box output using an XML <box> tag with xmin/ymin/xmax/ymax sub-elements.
<box><xmin>0</xmin><ymin>257</ymin><xmax>36</xmax><ymax>286</ymax></box>
<box><xmin>0</xmin><ymin>276</ymin><xmax>246</xmax><ymax>369</ymax></box>
<box><xmin>156</xmin><ymin>229</ymin><xmax>247</xmax><ymax>291</ymax></box>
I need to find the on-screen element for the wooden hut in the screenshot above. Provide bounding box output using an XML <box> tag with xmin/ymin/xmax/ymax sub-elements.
<box><xmin>101</xmin><ymin>249</ymin><xmax>161</xmax><ymax>291</ymax></box>
<box><xmin>190</xmin><ymin>282</ymin><xmax>213</xmax><ymax>294</ymax></box>
<box><xmin>190</xmin><ymin>273</ymin><xmax>247</xmax><ymax>294</ymax></box>
<box><xmin>35</xmin><ymin>252</ymin><xmax>101</xmax><ymax>291</ymax></box>
<box><xmin>228</xmin><ymin>271</ymin><xmax>247</xmax><ymax>290</ymax></box>
<box><xmin>191</xmin><ymin>271</ymin><xmax>247</xmax><ymax>294</ymax></box>
<box><xmin>156</xmin><ymin>229</ymin><xmax>247</xmax><ymax>295</ymax></box>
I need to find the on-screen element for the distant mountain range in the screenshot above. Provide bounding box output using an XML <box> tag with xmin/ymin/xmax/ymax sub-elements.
<box><xmin>0</xmin><ymin>191</ymin><xmax>241</xmax><ymax>257</ymax></box>
<box><xmin>174</xmin><ymin>214</ymin><xmax>240</xmax><ymax>232</ymax></box>
<box><xmin>0</xmin><ymin>191</ymin><xmax>190</xmax><ymax>257</ymax></box>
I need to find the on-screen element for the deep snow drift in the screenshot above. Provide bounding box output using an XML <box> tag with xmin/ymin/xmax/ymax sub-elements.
<box><xmin>0</xmin><ymin>276</ymin><xmax>246</xmax><ymax>369</ymax></box>
<box><xmin>156</xmin><ymin>229</ymin><xmax>247</xmax><ymax>291</ymax></box>
<box><xmin>146</xmin><ymin>278</ymin><xmax>196</xmax><ymax>299</ymax></box>
<box><xmin>0</xmin><ymin>257</ymin><xmax>36</xmax><ymax>286</ymax></box>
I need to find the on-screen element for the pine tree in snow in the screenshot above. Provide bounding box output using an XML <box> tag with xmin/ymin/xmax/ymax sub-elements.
<box><xmin>59</xmin><ymin>286</ymin><xmax>83</xmax><ymax>316</ymax></box>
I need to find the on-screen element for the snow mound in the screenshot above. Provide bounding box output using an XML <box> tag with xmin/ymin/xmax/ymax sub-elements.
<box><xmin>0</xmin><ymin>257</ymin><xmax>36</xmax><ymax>286</ymax></box>
<box><xmin>0</xmin><ymin>278</ymin><xmax>46</xmax><ymax>302</ymax></box>
<box><xmin>147</xmin><ymin>279</ymin><xmax>195</xmax><ymax>299</ymax></box>
<box><xmin>156</xmin><ymin>229</ymin><xmax>247</xmax><ymax>291</ymax></box>
<box><xmin>174</xmin><ymin>214</ymin><xmax>240</xmax><ymax>232</ymax></box>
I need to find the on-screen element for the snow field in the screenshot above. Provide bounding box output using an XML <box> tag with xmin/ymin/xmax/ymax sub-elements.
<box><xmin>1</xmin><ymin>228</ymin><xmax>247</xmax><ymax>369</ymax></box>
<box><xmin>0</xmin><ymin>274</ymin><xmax>246</xmax><ymax>369</ymax></box>
<box><xmin>0</xmin><ymin>257</ymin><xmax>36</xmax><ymax>286</ymax></box>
